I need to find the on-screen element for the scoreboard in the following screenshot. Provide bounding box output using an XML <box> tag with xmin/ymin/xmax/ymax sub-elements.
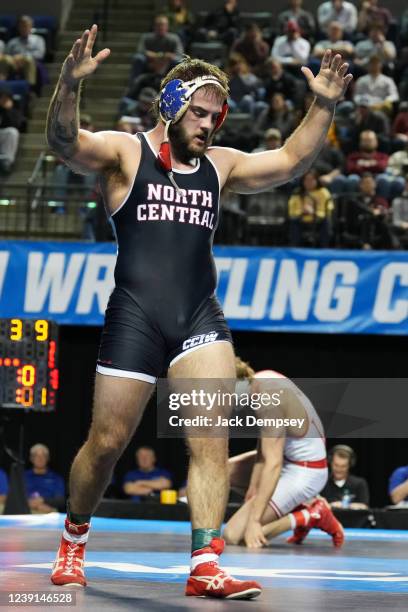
<box><xmin>0</xmin><ymin>319</ymin><xmax>59</xmax><ymax>410</ymax></box>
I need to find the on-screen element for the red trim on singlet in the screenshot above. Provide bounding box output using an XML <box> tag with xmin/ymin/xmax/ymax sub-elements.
<box><xmin>268</xmin><ymin>498</ymin><xmax>283</xmax><ymax>517</ymax></box>
<box><xmin>285</xmin><ymin>458</ymin><xmax>328</xmax><ymax>469</ymax></box>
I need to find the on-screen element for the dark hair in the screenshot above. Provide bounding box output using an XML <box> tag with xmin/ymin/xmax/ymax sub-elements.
<box><xmin>299</xmin><ymin>169</ymin><xmax>321</xmax><ymax>195</ymax></box>
<box><xmin>151</xmin><ymin>56</ymin><xmax>229</xmax><ymax>121</ymax></box>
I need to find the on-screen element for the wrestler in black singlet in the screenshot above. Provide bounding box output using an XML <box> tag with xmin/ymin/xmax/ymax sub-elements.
<box><xmin>97</xmin><ymin>132</ymin><xmax>232</xmax><ymax>382</ymax></box>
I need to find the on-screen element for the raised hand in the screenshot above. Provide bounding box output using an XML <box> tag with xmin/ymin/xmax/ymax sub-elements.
<box><xmin>301</xmin><ymin>50</ymin><xmax>353</xmax><ymax>106</ymax></box>
<box><xmin>61</xmin><ymin>24</ymin><xmax>110</xmax><ymax>87</ymax></box>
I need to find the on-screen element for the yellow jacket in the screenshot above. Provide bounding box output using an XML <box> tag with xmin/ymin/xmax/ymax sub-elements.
<box><xmin>288</xmin><ymin>187</ymin><xmax>334</xmax><ymax>222</ymax></box>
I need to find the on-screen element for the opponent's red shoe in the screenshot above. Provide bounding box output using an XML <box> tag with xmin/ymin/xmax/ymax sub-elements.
<box><xmin>51</xmin><ymin>519</ymin><xmax>89</xmax><ymax>586</ymax></box>
<box><xmin>287</xmin><ymin>525</ymin><xmax>311</xmax><ymax>545</ymax></box>
<box><xmin>186</xmin><ymin>537</ymin><xmax>261</xmax><ymax>599</ymax></box>
<box><xmin>287</xmin><ymin>504</ymin><xmax>311</xmax><ymax>545</ymax></box>
<box><xmin>310</xmin><ymin>498</ymin><xmax>345</xmax><ymax>548</ymax></box>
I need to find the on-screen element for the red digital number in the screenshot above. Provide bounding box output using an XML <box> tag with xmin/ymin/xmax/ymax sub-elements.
<box><xmin>21</xmin><ymin>365</ymin><xmax>36</xmax><ymax>387</ymax></box>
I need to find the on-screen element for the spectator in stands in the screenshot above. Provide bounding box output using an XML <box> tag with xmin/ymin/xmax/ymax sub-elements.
<box><xmin>262</xmin><ymin>58</ymin><xmax>304</xmax><ymax>109</ymax></box>
<box><xmin>0</xmin><ymin>87</ymin><xmax>23</xmax><ymax>174</ymax></box>
<box><xmin>252</xmin><ymin>127</ymin><xmax>282</xmax><ymax>152</ymax></box>
<box><xmin>353</xmin><ymin>57</ymin><xmax>399</xmax><ymax>114</ymax></box>
<box><xmin>271</xmin><ymin>20</ymin><xmax>310</xmax><ymax>73</ymax></box>
<box><xmin>164</xmin><ymin>0</ymin><xmax>194</xmax><ymax>47</ymax></box>
<box><xmin>317</xmin><ymin>0</ymin><xmax>358</xmax><ymax>36</ymax></box>
<box><xmin>254</xmin><ymin>92</ymin><xmax>297</xmax><ymax>139</ymax></box>
<box><xmin>131</xmin><ymin>15</ymin><xmax>183</xmax><ymax>82</ymax></box>
<box><xmin>389</xmin><ymin>465</ymin><xmax>408</xmax><ymax>504</ymax></box>
<box><xmin>123</xmin><ymin>446</ymin><xmax>172</xmax><ymax>502</ymax></box>
<box><xmin>341</xmin><ymin>96</ymin><xmax>390</xmax><ymax>153</ymax></box>
<box><xmin>357</xmin><ymin>0</ymin><xmax>392</xmax><ymax>36</ymax></box>
<box><xmin>335</xmin><ymin>131</ymin><xmax>403</xmax><ymax>200</ymax></box>
<box><xmin>391</xmin><ymin>179</ymin><xmax>408</xmax><ymax>249</ymax></box>
<box><xmin>392</xmin><ymin>101</ymin><xmax>408</xmax><ymax>144</ymax></box>
<box><xmin>347</xmin><ymin>129</ymin><xmax>388</xmax><ymax>176</ymax></box>
<box><xmin>127</xmin><ymin>60</ymin><xmax>164</xmax><ymax>105</ymax></box>
<box><xmin>387</xmin><ymin>141</ymin><xmax>408</xmax><ymax>180</ymax></box>
<box><xmin>277</xmin><ymin>0</ymin><xmax>316</xmax><ymax>39</ymax></box>
<box><xmin>118</xmin><ymin>86</ymin><xmax>156</xmax><ymax>130</ymax></box>
<box><xmin>354</xmin><ymin>26</ymin><xmax>396</xmax><ymax>71</ymax></box>
<box><xmin>232</xmin><ymin>24</ymin><xmax>269</xmax><ymax>72</ymax></box>
<box><xmin>25</xmin><ymin>443</ymin><xmax>65</xmax><ymax>513</ymax></box>
<box><xmin>0</xmin><ymin>467</ymin><xmax>8</xmax><ymax>513</ymax></box>
<box><xmin>288</xmin><ymin>169</ymin><xmax>333</xmax><ymax>247</ymax></box>
<box><xmin>321</xmin><ymin>445</ymin><xmax>370</xmax><ymax>509</ymax></box>
<box><xmin>4</xmin><ymin>15</ymin><xmax>45</xmax><ymax>87</ymax></box>
<box><xmin>311</xmin><ymin>21</ymin><xmax>354</xmax><ymax>61</ymax></box>
<box><xmin>225</xmin><ymin>53</ymin><xmax>262</xmax><ymax>114</ymax></box>
<box><xmin>313</xmin><ymin>136</ymin><xmax>345</xmax><ymax>188</ymax></box>
<box><xmin>349</xmin><ymin>173</ymin><xmax>394</xmax><ymax>249</ymax></box>
<box><xmin>202</xmin><ymin>0</ymin><xmax>241</xmax><ymax>47</ymax></box>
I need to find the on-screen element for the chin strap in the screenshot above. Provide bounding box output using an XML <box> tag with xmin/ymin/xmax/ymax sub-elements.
<box><xmin>158</xmin><ymin>120</ymin><xmax>181</xmax><ymax>193</ymax></box>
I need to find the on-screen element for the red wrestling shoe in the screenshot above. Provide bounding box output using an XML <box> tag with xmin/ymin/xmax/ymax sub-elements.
<box><xmin>51</xmin><ymin>518</ymin><xmax>89</xmax><ymax>586</ymax></box>
<box><xmin>287</xmin><ymin>504</ymin><xmax>311</xmax><ymax>545</ymax></box>
<box><xmin>287</xmin><ymin>525</ymin><xmax>311</xmax><ymax>545</ymax></box>
<box><xmin>186</xmin><ymin>537</ymin><xmax>261</xmax><ymax>599</ymax></box>
<box><xmin>310</xmin><ymin>498</ymin><xmax>345</xmax><ymax>548</ymax></box>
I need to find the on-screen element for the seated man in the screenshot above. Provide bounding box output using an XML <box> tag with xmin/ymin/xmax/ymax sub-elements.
<box><xmin>271</xmin><ymin>20</ymin><xmax>310</xmax><ymax>75</ymax></box>
<box><xmin>123</xmin><ymin>446</ymin><xmax>172</xmax><ymax>501</ymax></box>
<box><xmin>317</xmin><ymin>0</ymin><xmax>358</xmax><ymax>36</ymax></box>
<box><xmin>131</xmin><ymin>14</ymin><xmax>183</xmax><ymax>82</ymax></box>
<box><xmin>25</xmin><ymin>444</ymin><xmax>65</xmax><ymax>513</ymax></box>
<box><xmin>321</xmin><ymin>445</ymin><xmax>369</xmax><ymax>509</ymax></box>
<box><xmin>353</xmin><ymin>57</ymin><xmax>399</xmax><ymax>115</ymax></box>
<box><xmin>0</xmin><ymin>467</ymin><xmax>8</xmax><ymax>513</ymax></box>
<box><xmin>338</xmin><ymin>130</ymin><xmax>404</xmax><ymax>201</ymax></box>
<box><xmin>223</xmin><ymin>358</ymin><xmax>344</xmax><ymax>549</ymax></box>
<box><xmin>277</xmin><ymin>0</ymin><xmax>316</xmax><ymax>39</ymax></box>
<box><xmin>3</xmin><ymin>15</ymin><xmax>45</xmax><ymax>87</ymax></box>
<box><xmin>312</xmin><ymin>21</ymin><xmax>354</xmax><ymax>61</ymax></box>
<box><xmin>389</xmin><ymin>465</ymin><xmax>408</xmax><ymax>505</ymax></box>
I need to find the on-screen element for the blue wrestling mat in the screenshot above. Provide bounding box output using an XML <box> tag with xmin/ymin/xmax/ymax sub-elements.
<box><xmin>1</xmin><ymin>514</ymin><xmax>407</xmax><ymax>609</ymax></box>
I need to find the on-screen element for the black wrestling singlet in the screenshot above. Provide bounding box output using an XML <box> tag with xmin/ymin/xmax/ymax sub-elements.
<box><xmin>97</xmin><ymin>132</ymin><xmax>231</xmax><ymax>379</ymax></box>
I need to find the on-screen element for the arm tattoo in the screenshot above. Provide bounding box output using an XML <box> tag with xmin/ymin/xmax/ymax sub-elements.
<box><xmin>46</xmin><ymin>80</ymin><xmax>81</xmax><ymax>158</ymax></box>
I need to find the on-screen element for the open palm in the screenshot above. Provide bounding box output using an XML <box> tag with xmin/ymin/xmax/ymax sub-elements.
<box><xmin>302</xmin><ymin>50</ymin><xmax>353</xmax><ymax>105</ymax></box>
<box><xmin>61</xmin><ymin>24</ymin><xmax>110</xmax><ymax>86</ymax></box>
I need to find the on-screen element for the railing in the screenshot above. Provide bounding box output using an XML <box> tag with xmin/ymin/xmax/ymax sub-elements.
<box><xmin>0</xmin><ymin>157</ymin><xmax>393</xmax><ymax>249</ymax></box>
<box><xmin>0</xmin><ymin>152</ymin><xmax>106</xmax><ymax>241</ymax></box>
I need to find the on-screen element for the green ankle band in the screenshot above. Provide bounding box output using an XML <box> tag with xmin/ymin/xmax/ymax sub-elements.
<box><xmin>192</xmin><ymin>528</ymin><xmax>220</xmax><ymax>552</ymax></box>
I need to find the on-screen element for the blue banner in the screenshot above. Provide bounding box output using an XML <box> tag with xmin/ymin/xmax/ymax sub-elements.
<box><xmin>0</xmin><ymin>241</ymin><xmax>407</xmax><ymax>334</ymax></box>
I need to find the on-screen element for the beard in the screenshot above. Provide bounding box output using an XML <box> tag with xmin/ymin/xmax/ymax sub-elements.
<box><xmin>168</xmin><ymin>121</ymin><xmax>213</xmax><ymax>164</ymax></box>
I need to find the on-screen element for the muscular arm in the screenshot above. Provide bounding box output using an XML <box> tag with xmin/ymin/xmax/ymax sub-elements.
<box><xmin>227</xmin><ymin>98</ymin><xmax>336</xmax><ymax>194</ymax></box>
<box><xmin>225</xmin><ymin>51</ymin><xmax>352</xmax><ymax>194</ymax></box>
<box><xmin>46</xmin><ymin>25</ymin><xmax>119</xmax><ymax>175</ymax></box>
<box><xmin>46</xmin><ymin>79</ymin><xmax>120</xmax><ymax>174</ymax></box>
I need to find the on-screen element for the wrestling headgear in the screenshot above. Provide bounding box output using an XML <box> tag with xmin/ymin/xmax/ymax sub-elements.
<box><xmin>158</xmin><ymin>75</ymin><xmax>228</xmax><ymax>190</ymax></box>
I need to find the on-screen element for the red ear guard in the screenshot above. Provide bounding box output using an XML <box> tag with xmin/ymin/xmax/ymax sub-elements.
<box><xmin>215</xmin><ymin>101</ymin><xmax>229</xmax><ymax>132</ymax></box>
<box><xmin>158</xmin><ymin>141</ymin><xmax>172</xmax><ymax>173</ymax></box>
